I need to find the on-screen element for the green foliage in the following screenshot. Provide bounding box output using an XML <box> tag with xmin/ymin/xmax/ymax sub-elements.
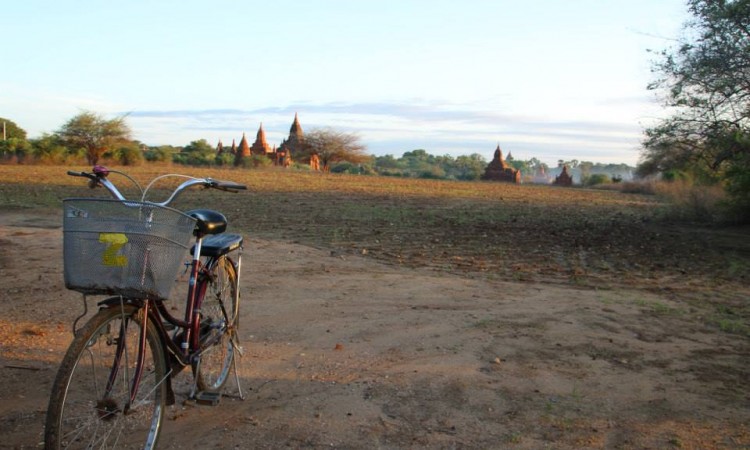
<box><xmin>641</xmin><ymin>0</ymin><xmax>750</xmax><ymax>222</ymax></box>
<box><xmin>508</xmin><ymin>159</ymin><xmax>530</xmax><ymax>174</ymax></box>
<box><xmin>0</xmin><ymin>117</ymin><xmax>27</xmax><ymax>140</ymax></box>
<box><xmin>214</xmin><ymin>152</ymin><xmax>235</xmax><ymax>166</ymax></box>
<box><xmin>449</xmin><ymin>154</ymin><xmax>486</xmax><ymax>180</ymax></box>
<box><xmin>113</xmin><ymin>142</ymin><xmax>144</xmax><ymax>166</ymax></box>
<box><xmin>330</xmin><ymin>161</ymin><xmax>374</xmax><ymax>175</ymax></box>
<box><xmin>0</xmin><ymin>118</ymin><xmax>31</xmax><ymax>162</ymax></box>
<box><xmin>174</xmin><ymin>139</ymin><xmax>216</xmax><ymax>166</ymax></box>
<box><xmin>290</xmin><ymin>162</ymin><xmax>312</xmax><ymax>172</ymax></box>
<box><xmin>418</xmin><ymin>165</ymin><xmax>446</xmax><ymax>179</ymax></box>
<box><xmin>723</xmin><ymin>153</ymin><xmax>750</xmax><ymax>222</ymax></box>
<box><xmin>0</xmin><ymin>137</ymin><xmax>32</xmax><ymax>162</ymax></box>
<box><xmin>373</xmin><ymin>151</ymin><xmax>487</xmax><ymax>180</ymax></box>
<box><xmin>56</xmin><ymin>111</ymin><xmax>132</xmax><ymax>165</ymax></box>
<box><xmin>374</xmin><ymin>154</ymin><xmax>400</xmax><ymax>169</ymax></box>
<box><xmin>29</xmin><ymin>133</ymin><xmax>77</xmax><ymax>164</ymax></box>
<box><xmin>583</xmin><ymin>173</ymin><xmax>612</xmax><ymax>187</ymax></box>
<box><xmin>301</xmin><ymin>128</ymin><xmax>369</xmax><ymax>171</ymax></box>
<box><xmin>144</xmin><ymin>145</ymin><xmax>176</xmax><ymax>162</ymax></box>
<box><xmin>235</xmin><ymin>154</ymin><xmax>272</xmax><ymax>169</ymax></box>
<box><xmin>373</xmin><ymin>152</ymin><xmax>631</xmax><ymax>183</ymax></box>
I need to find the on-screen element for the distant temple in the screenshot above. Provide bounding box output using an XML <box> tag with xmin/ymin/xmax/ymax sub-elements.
<box><xmin>233</xmin><ymin>133</ymin><xmax>251</xmax><ymax>166</ymax></box>
<box><xmin>279</xmin><ymin>113</ymin><xmax>304</xmax><ymax>155</ymax></box>
<box><xmin>482</xmin><ymin>145</ymin><xmax>521</xmax><ymax>183</ymax></box>
<box><xmin>250</xmin><ymin>124</ymin><xmax>271</xmax><ymax>155</ymax></box>
<box><xmin>228</xmin><ymin>114</ymin><xmax>311</xmax><ymax>169</ymax></box>
<box><xmin>276</xmin><ymin>113</ymin><xmax>304</xmax><ymax>167</ymax></box>
<box><xmin>554</xmin><ymin>165</ymin><xmax>573</xmax><ymax>186</ymax></box>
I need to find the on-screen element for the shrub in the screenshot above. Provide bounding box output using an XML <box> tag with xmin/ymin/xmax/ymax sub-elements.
<box><xmin>722</xmin><ymin>154</ymin><xmax>750</xmax><ymax>223</ymax></box>
<box><xmin>619</xmin><ymin>180</ymin><xmax>658</xmax><ymax>195</ymax></box>
<box><xmin>238</xmin><ymin>155</ymin><xmax>272</xmax><ymax>169</ymax></box>
<box><xmin>654</xmin><ymin>180</ymin><xmax>726</xmax><ymax>222</ymax></box>
<box><xmin>114</xmin><ymin>144</ymin><xmax>144</xmax><ymax>166</ymax></box>
<box><xmin>330</xmin><ymin>161</ymin><xmax>354</xmax><ymax>173</ymax></box>
<box><xmin>418</xmin><ymin>166</ymin><xmax>446</xmax><ymax>179</ymax></box>
<box><xmin>214</xmin><ymin>152</ymin><xmax>235</xmax><ymax>167</ymax></box>
<box><xmin>0</xmin><ymin>138</ymin><xmax>32</xmax><ymax>162</ymax></box>
<box><xmin>583</xmin><ymin>173</ymin><xmax>611</xmax><ymax>187</ymax></box>
<box><xmin>144</xmin><ymin>146</ymin><xmax>174</xmax><ymax>163</ymax></box>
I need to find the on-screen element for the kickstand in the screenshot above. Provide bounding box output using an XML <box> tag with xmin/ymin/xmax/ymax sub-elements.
<box><xmin>231</xmin><ymin>335</ymin><xmax>246</xmax><ymax>400</ymax></box>
<box><xmin>189</xmin><ymin>357</ymin><xmax>200</xmax><ymax>400</ymax></box>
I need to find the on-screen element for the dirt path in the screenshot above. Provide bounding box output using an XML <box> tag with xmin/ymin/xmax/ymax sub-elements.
<box><xmin>0</xmin><ymin>210</ymin><xmax>748</xmax><ymax>449</ymax></box>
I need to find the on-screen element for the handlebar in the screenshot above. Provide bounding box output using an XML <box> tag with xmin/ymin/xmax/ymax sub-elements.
<box><xmin>67</xmin><ymin>166</ymin><xmax>247</xmax><ymax>206</ymax></box>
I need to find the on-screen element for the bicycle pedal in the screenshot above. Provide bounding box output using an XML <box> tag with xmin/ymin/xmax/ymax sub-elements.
<box><xmin>194</xmin><ymin>391</ymin><xmax>221</xmax><ymax>406</ymax></box>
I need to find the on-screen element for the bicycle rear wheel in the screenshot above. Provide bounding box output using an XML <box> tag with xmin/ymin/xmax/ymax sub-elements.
<box><xmin>195</xmin><ymin>255</ymin><xmax>239</xmax><ymax>392</ymax></box>
<box><xmin>45</xmin><ymin>303</ymin><xmax>166</xmax><ymax>449</ymax></box>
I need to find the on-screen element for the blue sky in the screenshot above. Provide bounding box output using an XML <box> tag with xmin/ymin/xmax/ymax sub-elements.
<box><xmin>2</xmin><ymin>1</ymin><xmax>688</xmax><ymax>165</ymax></box>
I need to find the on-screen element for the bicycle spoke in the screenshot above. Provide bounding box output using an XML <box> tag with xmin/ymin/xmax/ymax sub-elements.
<box><xmin>45</xmin><ymin>305</ymin><xmax>165</xmax><ymax>449</ymax></box>
<box><xmin>194</xmin><ymin>255</ymin><xmax>239</xmax><ymax>393</ymax></box>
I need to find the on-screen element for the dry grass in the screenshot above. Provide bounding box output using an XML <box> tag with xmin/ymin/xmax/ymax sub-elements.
<box><xmin>1</xmin><ymin>165</ymin><xmax>748</xmax><ymax>293</ymax></box>
<box><xmin>617</xmin><ymin>178</ymin><xmax>728</xmax><ymax>222</ymax></box>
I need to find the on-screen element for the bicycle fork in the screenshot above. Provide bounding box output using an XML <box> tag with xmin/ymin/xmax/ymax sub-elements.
<box><xmin>103</xmin><ymin>299</ymin><xmax>170</xmax><ymax>415</ymax></box>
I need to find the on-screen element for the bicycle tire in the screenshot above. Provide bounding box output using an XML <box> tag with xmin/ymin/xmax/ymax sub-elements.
<box><xmin>45</xmin><ymin>303</ymin><xmax>167</xmax><ymax>449</ymax></box>
<box><xmin>195</xmin><ymin>255</ymin><xmax>239</xmax><ymax>392</ymax></box>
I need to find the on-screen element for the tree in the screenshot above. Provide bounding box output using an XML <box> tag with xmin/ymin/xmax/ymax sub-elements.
<box><xmin>583</xmin><ymin>173</ymin><xmax>612</xmax><ymax>187</ymax></box>
<box><xmin>0</xmin><ymin>117</ymin><xmax>30</xmax><ymax>162</ymax></box>
<box><xmin>640</xmin><ymin>0</ymin><xmax>750</xmax><ymax>219</ymax></box>
<box><xmin>113</xmin><ymin>142</ymin><xmax>144</xmax><ymax>166</ymax></box>
<box><xmin>451</xmin><ymin>154</ymin><xmax>487</xmax><ymax>180</ymax></box>
<box><xmin>375</xmin><ymin>154</ymin><xmax>402</xmax><ymax>169</ymax></box>
<box><xmin>57</xmin><ymin>111</ymin><xmax>132</xmax><ymax>165</ymax></box>
<box><xmin>301</xmin><ymin>128</ymin><xmax>368</xmax><ymax>172</ymax></box>
<box><xmin>527</xmin><ymin>157</ymin><xmax>549</xmax><ymax>174</ymax></box>
<box><xmin>144</xmin><ymin>145</ymin><xmax>177</xmax><ymax>163</ymax></box>
<box><xmin>30</xmin><ymin>133</ymin><xmax>73</xmax><ymax>164</ymax></box>
<box><xmin>0</xmin><ymin>117</ymin><xmax>27</xmax><ymax>140</ymax></box>
<box><xmin>176</xmin><ymin>139</ymin><xmax>215</xmax><ymax>166</ymax></box>
<box><xmin>0</xmin><ymin>138</ymin><xmax>32</xmax><ymax>162</ymax></box>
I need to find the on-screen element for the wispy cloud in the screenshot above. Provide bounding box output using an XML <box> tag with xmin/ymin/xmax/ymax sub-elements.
<box><xmin>124</xmin><ymin>99</ymin><xmax>648</xmax><ymax>165</ymax></box>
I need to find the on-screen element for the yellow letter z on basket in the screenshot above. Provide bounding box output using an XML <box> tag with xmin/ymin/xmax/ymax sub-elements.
<box><xmin>99</xmin><ymin>232</ymin><xmax>129</xmax><ymax>266</ymax></box>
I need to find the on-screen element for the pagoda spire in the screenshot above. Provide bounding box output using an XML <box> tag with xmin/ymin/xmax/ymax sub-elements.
<box><xmin>256</xmin><ymin>123</ymin><xmax>268</xmax><ymax>143</ymax></box>
<box><xmin>251</xmin><ymin>123</ymin><xmax>270</xmax><ymax>155</ymax></box>
<box><xmin>234</xmin><ymin>133</ymin><xmax>251</xmax><ymax>166</ymax></box>
<box><xmin>290</xmin><ymin>112</ymin><xmax>303</xmax><ymax>135</ymax></box>
<box><xmin>494</xmin><ymin>144</ymin><xmax>503</xmax><ymax>161</ymax></box>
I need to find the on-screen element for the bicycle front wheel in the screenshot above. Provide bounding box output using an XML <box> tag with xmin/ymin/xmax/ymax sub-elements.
<box><xmin>195</xmin><ymin>255</ymin><xmax>239</xmax><ymax>392</ymax></box>
<box><xmin>45</xmin><ymin>303</ymin><xmax>166</xmax><ymax>450</ymax></box>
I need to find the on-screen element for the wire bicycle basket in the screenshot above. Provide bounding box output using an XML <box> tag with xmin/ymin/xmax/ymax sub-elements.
<box><xmin>63</xmin><ymin>198</ymin><xmax>197</xmax><ymax>300</ymax></box>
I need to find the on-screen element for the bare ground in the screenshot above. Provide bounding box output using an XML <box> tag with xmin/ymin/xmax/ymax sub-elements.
<box><xmin>0</xmin><ymin>209</ymin><xmax>748</xmax><ymax>449</ymax></box>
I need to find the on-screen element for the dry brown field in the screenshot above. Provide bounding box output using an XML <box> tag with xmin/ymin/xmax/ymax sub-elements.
<box><xmin>1</xmin><ymin>164</ymin><xmax>748</xmax><ymax>449</ymax></box>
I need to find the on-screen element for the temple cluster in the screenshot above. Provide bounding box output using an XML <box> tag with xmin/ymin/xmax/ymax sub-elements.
<box><xmin>481</xmin><ymin>144</ymin><xmax>576</xmax><ymax>186</ymax></box>
<box><xmin>481</xmin><ymin>145</ymin><xmax>521</xmax><ymax>183</ymax></box>
<box><xmin>216</xmin><ymin>113</ymin><xmax>319</xmax><ymax>169</ymax></box>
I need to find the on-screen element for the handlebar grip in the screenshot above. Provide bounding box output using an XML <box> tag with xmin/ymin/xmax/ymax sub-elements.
<box><xmin>67</xmin><ymin>170</ymin><xmax>98</xmax><ymax>181</ymax></box>
<box><xmin>210</xmin><ymin>180</ymin><xmax>247</xmax><ymax>192</ymax></box>
<box><xmin>217</xmin><ymin>181</ymin><xmax>247</xmax><ymax>190</ymax></box>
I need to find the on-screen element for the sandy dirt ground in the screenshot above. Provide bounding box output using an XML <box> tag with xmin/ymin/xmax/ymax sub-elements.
<box><xmin>0</xmin><ymin>209</ymin><xmax>748</xmax><ymax>449</ymax></box>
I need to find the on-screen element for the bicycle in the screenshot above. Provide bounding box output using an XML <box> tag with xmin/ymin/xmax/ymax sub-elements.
<box><xmin>44</xmin><ymin>165</ymin><xmax>247</xmax><ymax>449</ymax></box>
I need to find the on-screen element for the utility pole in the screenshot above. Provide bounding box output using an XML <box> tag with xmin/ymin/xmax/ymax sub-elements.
<box><xmin>2</xmin><ymin>122</ymin><xmax>5</xmax><ymax>141</ymax></box>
